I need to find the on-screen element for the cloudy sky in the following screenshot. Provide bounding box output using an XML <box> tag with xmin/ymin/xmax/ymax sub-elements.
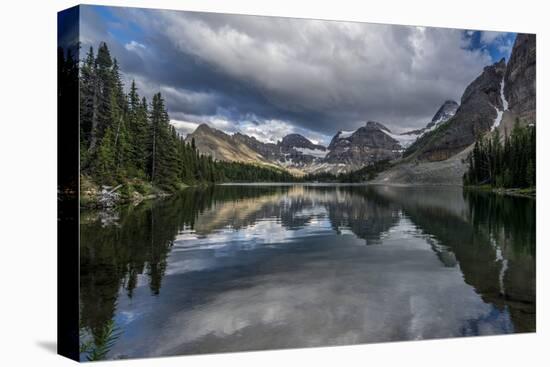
<box><xmin>79</xmin><ymin>5</ymin><xmax>516</xmax><ymax>145</ymax></box>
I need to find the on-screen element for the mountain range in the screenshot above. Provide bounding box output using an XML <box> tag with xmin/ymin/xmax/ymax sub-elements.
<box><xmin>185</xmin><ymin>34</ymin><xmax>535</xmax><ymax>181</ymax></box>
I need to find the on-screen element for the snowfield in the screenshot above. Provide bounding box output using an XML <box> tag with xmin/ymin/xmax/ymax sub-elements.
<box><xmin>382</xmin><ymin>130</ymin><xmax>421</xmax><ymax>149</ymax></box>
<box><xmin>295</xmin><ymin>147</ymin><xmax>329</xmax><ymax>158</ymax></box>
<box><xmin>492</xmin><ymin>78</ymin><xmax>509</xmax><ymax>131</ymax></box>
<box><xmin>337</xmin><ymin>130</ymin><xmax>356</xmax><ymax>139</ymax></box>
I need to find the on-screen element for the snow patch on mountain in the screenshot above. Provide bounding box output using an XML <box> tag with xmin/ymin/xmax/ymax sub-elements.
<box><xmin>382</xmin><ymin>130</ymin><xmax>421</xmax><ymax>149</ymax></box>
<box><xmin>337</xmin><ymin>130</ymin><xmax>356</xmax><ymax>139</ymax></box>
<box><xmin>295</xmin><ymin>147</ymin><xmax>329</xmax><ymax>158</ymax></box>
<box><xmin>492</xmin><ymin>78</ymin><xmax>509</xmax><ymax>131</ymax></box>
<box><xmin>427</xmin><ymin>113</ymin><xmax>454</xmax><ymax>131</ymax></box>
<box><xmin>433</xmin><ymin>109</ymin><xmax>456</xmax><ymax>124</ymax></box>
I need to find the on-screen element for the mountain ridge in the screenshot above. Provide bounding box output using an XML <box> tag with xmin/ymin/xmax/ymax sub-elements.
<box><xmin>185</xmin><ymin>99</ymin><xmax>458</xmax><ymax>174</ymax></box>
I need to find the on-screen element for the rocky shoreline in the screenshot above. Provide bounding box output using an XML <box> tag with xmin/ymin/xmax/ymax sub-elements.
<box><xmin>80</xmin><ymin>176</ymin><xmax>177</xmax><ymax>209</ymax></box>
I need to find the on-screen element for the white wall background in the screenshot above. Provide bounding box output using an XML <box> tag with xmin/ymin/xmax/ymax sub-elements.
<box><xmin>0</xmin><ymin>0</ymin><xmax>547</xmax><ymax>365</ymax></box>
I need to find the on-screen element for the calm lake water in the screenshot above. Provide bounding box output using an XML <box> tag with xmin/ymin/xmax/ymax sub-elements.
<box><xmin>80</xmin><ymin>184</ymin><xmax>535</xmax><ymax>360</ymax></box>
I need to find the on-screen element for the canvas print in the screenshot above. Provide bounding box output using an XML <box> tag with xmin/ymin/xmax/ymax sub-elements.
<box><xmin>57</xmin><ymin>4</ymin><xmax>536</xmax><ymax>362</ymax></box>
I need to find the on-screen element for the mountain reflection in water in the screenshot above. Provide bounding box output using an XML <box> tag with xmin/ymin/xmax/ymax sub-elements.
<box><xmin>79</xmin><ymin>184</ymin><xmax>535</xmax><ymax>360</ymax></box>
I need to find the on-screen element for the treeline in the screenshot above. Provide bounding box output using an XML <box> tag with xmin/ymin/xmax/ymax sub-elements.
<box><xmin>215</xmin><ymin>161</ymin><xmax>297</xmax><ymax>182</ymax></box>
<box><xmin>304</xmin><ymin>160</ymin><xmax>391</xmax><ymax>183</ymax></box>
<box><xmin>463</xmin><ymin>122</ymin><xmax>535</xmax><ymax>188</ymax></box>
<box><xmin>79</xmin><ymin>42</ymin><xmax>298</xmax><ymax>191</ymax></box>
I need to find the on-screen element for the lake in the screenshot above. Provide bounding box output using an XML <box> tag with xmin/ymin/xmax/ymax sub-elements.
<box><xmin>79</xmin><ymin>184</ymin><xmax>535</xmax><ymax>360</ymax></box>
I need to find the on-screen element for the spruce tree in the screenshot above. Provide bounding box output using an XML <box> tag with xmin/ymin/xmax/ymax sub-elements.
<box><xmin>464</xmin><ymin>122</ymin><xmax>536</xmax><ymax>189</ymax></box>
<box><xmin>148</xmin><ymin>93</ymin><xmax>179</xmax><ymax>189</ymax></box>
<box><xmin>126</xmin><ymin>81</ymin><xmax>148</xmax><ymax>177</ymax></box>
<box><xmin>90</xmin><ymin>42</ymin><xmax>114</xmax><ymax>152</ymax></box>
<box><xmin>80</xmin><ymin>46</ymin><xmax>96</xmax><ymax>156</ymax></box>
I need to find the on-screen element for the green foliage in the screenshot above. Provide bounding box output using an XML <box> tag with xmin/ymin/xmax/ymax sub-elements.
<box><xmin>148</xmin><ymin>93</ymin><xmax>180</xmax><ymax>189</ymax></box>
<box><xmin>463</xmin><ymin>120</ymin><xmax>536</xmax><ymax>189</ymax></box>
<box><xmin>216</xmin><ymin>161</ymin><xmax>298</xmax><ymax>182</ymax></box>
<box><xmin>93</xmin><ymin>126</ymin><xmax>117</xmax><ymax>184</ymax></box>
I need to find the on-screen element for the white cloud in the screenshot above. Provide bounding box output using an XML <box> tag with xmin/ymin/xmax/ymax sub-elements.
<box><xmin>160</xmin><ymin>85</ymin><xmax>219</xmax><ymax>115</ymax></box>
<box><xmin>124</xmin><ymin>40</ymin><xmax>146</xmax><ymax>52</ymax></box>
<box><xmin>81</xmin><ymin>6</ymin><xmax>505</xmax><ymax>137</ymax></box>
<box><xmin>239</xmin><ymin>119</ymin><xmax>295</xmax><ymax>144</ymax></box>
<box><xmin>170</xmin><ymin>119</ymin><xmax>199</xmax><ymax>135</ymax></box>
<box><xmin>236</xmin><ymin>117</ymin><xmax>332</xmax><ymax>145</ymax></box>
<box><xmin>155</xmin><ymin>12</ymin><xmax>493</xmax><ymax>130</ymax></box>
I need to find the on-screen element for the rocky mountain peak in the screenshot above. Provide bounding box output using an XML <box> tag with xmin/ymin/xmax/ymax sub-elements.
<box><xmin>365</xmin><ymin>121</ymin><xmax>391</xmax><ymax>133</ymax></box>
<box><xmin>431</xmin><ymin>100</ymin><xmax>459</xmax><ymax>123</ymax></box>
<box><xmin>400</xmin><ymin>100</ymin><xmax>459</xmax><ymax>139</ymax></box>
<box><xmin>184</xmin><ymin>123</ymin><xmax>272</xmax><ymax>165</ymax></box>
<box><xmin>194</xmin><ymin>123</ymin><xmax>213</xmax><ymax>133</ymax></box>
<box><xmin>424</xmin><ymin>100</ymin><xmax>459</xmax><ymax>130</ymax></box>
<box><xmin>325</xmin><ymin>120</ymin><xmax>401</xmax><ymax>170</ymax></box>
<box><xmin>279</xmin><ymin>134</ymin><xmax>325</xmax><ymax>151</ymax></box>
<box><xmin>461</xmin><ymin>59</ymin><xmax>506</xmax><ymax>107</ymax></box>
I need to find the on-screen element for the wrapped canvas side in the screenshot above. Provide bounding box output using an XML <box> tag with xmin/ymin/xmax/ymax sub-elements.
<box><xmin>57</xmin><ymin>5</ymin><xmax>80</xmax><ymax>362</ymax></box>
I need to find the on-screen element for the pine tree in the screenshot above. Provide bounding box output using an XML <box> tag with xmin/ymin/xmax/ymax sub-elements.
<box><xmin>94</xmin><ymin>126</ymin><xmax>117</xmax><ymax>184</ymax></box>
<box><xmin>106</xmin><ymin>59</ymin><xmax>129</xmax><ymax>179</ymax></box>
<box><xmin>80</xmin><ymin>46</ymin><xmax>96</xmax><ymax>156</ymax></box>
<box><xmin>148</xmin><ymin>93</ymin><xmax>179</xmax><ymax>189</ymax></box>
<box><xmin>126</xmin><ymin>81</ymin><xmax>148</xmax><ymax>177</ymax></box>
<box><xmin>464</xmin><ymin>121</ymin><xmax>536</xmax><ymax>189</ymax></box>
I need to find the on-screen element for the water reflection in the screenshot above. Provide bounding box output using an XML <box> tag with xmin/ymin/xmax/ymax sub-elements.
<box><xmin>79</xmin><ymin>185</ymin><xmax>535</xmax><ymax>360</ymax></box>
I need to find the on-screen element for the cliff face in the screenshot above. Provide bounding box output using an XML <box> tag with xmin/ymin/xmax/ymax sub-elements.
<box><xmin>410</xmin><ymin>59</ymin><xmax>506</xmax><ymax>161</ymax></box>
<box><xmin>504</xmin><ymin>34</ymin><xmax>536</xmax><ymax>124</ymax></box>
<box><xmin>325</xmin><ymin>121</ymin><xmax>402</xmax><ymax>169</ymax></box>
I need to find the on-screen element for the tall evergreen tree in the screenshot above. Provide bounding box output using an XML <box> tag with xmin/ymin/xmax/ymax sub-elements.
<box><xmin>90</xmin><ymin>42</ymin><xmax>114</xmax><ymax>152</ymax></box>
<box><xmin>80</xmin><ymin>46</ymin><xmax>96</xmax><ymax>156</ymax></box>
<box><xmin>464</xmin><ymin>120</ymin><xmax>535</xmax><ymax>189</ymax></box>
<box><xmin>148</xmin><ymin>93</ymin><xmax>179</xmax><ymax>189</ymax></box>
<box><xmin>126</xmin><ymin>81</ymin><xmax>149</xmax><ymax>176</ymax></box>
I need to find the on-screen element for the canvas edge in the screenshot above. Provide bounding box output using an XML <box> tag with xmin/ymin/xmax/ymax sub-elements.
<box><xmin>57</xmin><ymin>4</ymin><xmax>81</xmax><ymax>362</ymax></box>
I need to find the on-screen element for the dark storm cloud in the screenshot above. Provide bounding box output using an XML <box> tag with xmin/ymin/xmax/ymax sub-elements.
<box><xmin>79</xmin><ymin>5</ymin><xmax>512</xmax><ymax>144</ymax></box>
